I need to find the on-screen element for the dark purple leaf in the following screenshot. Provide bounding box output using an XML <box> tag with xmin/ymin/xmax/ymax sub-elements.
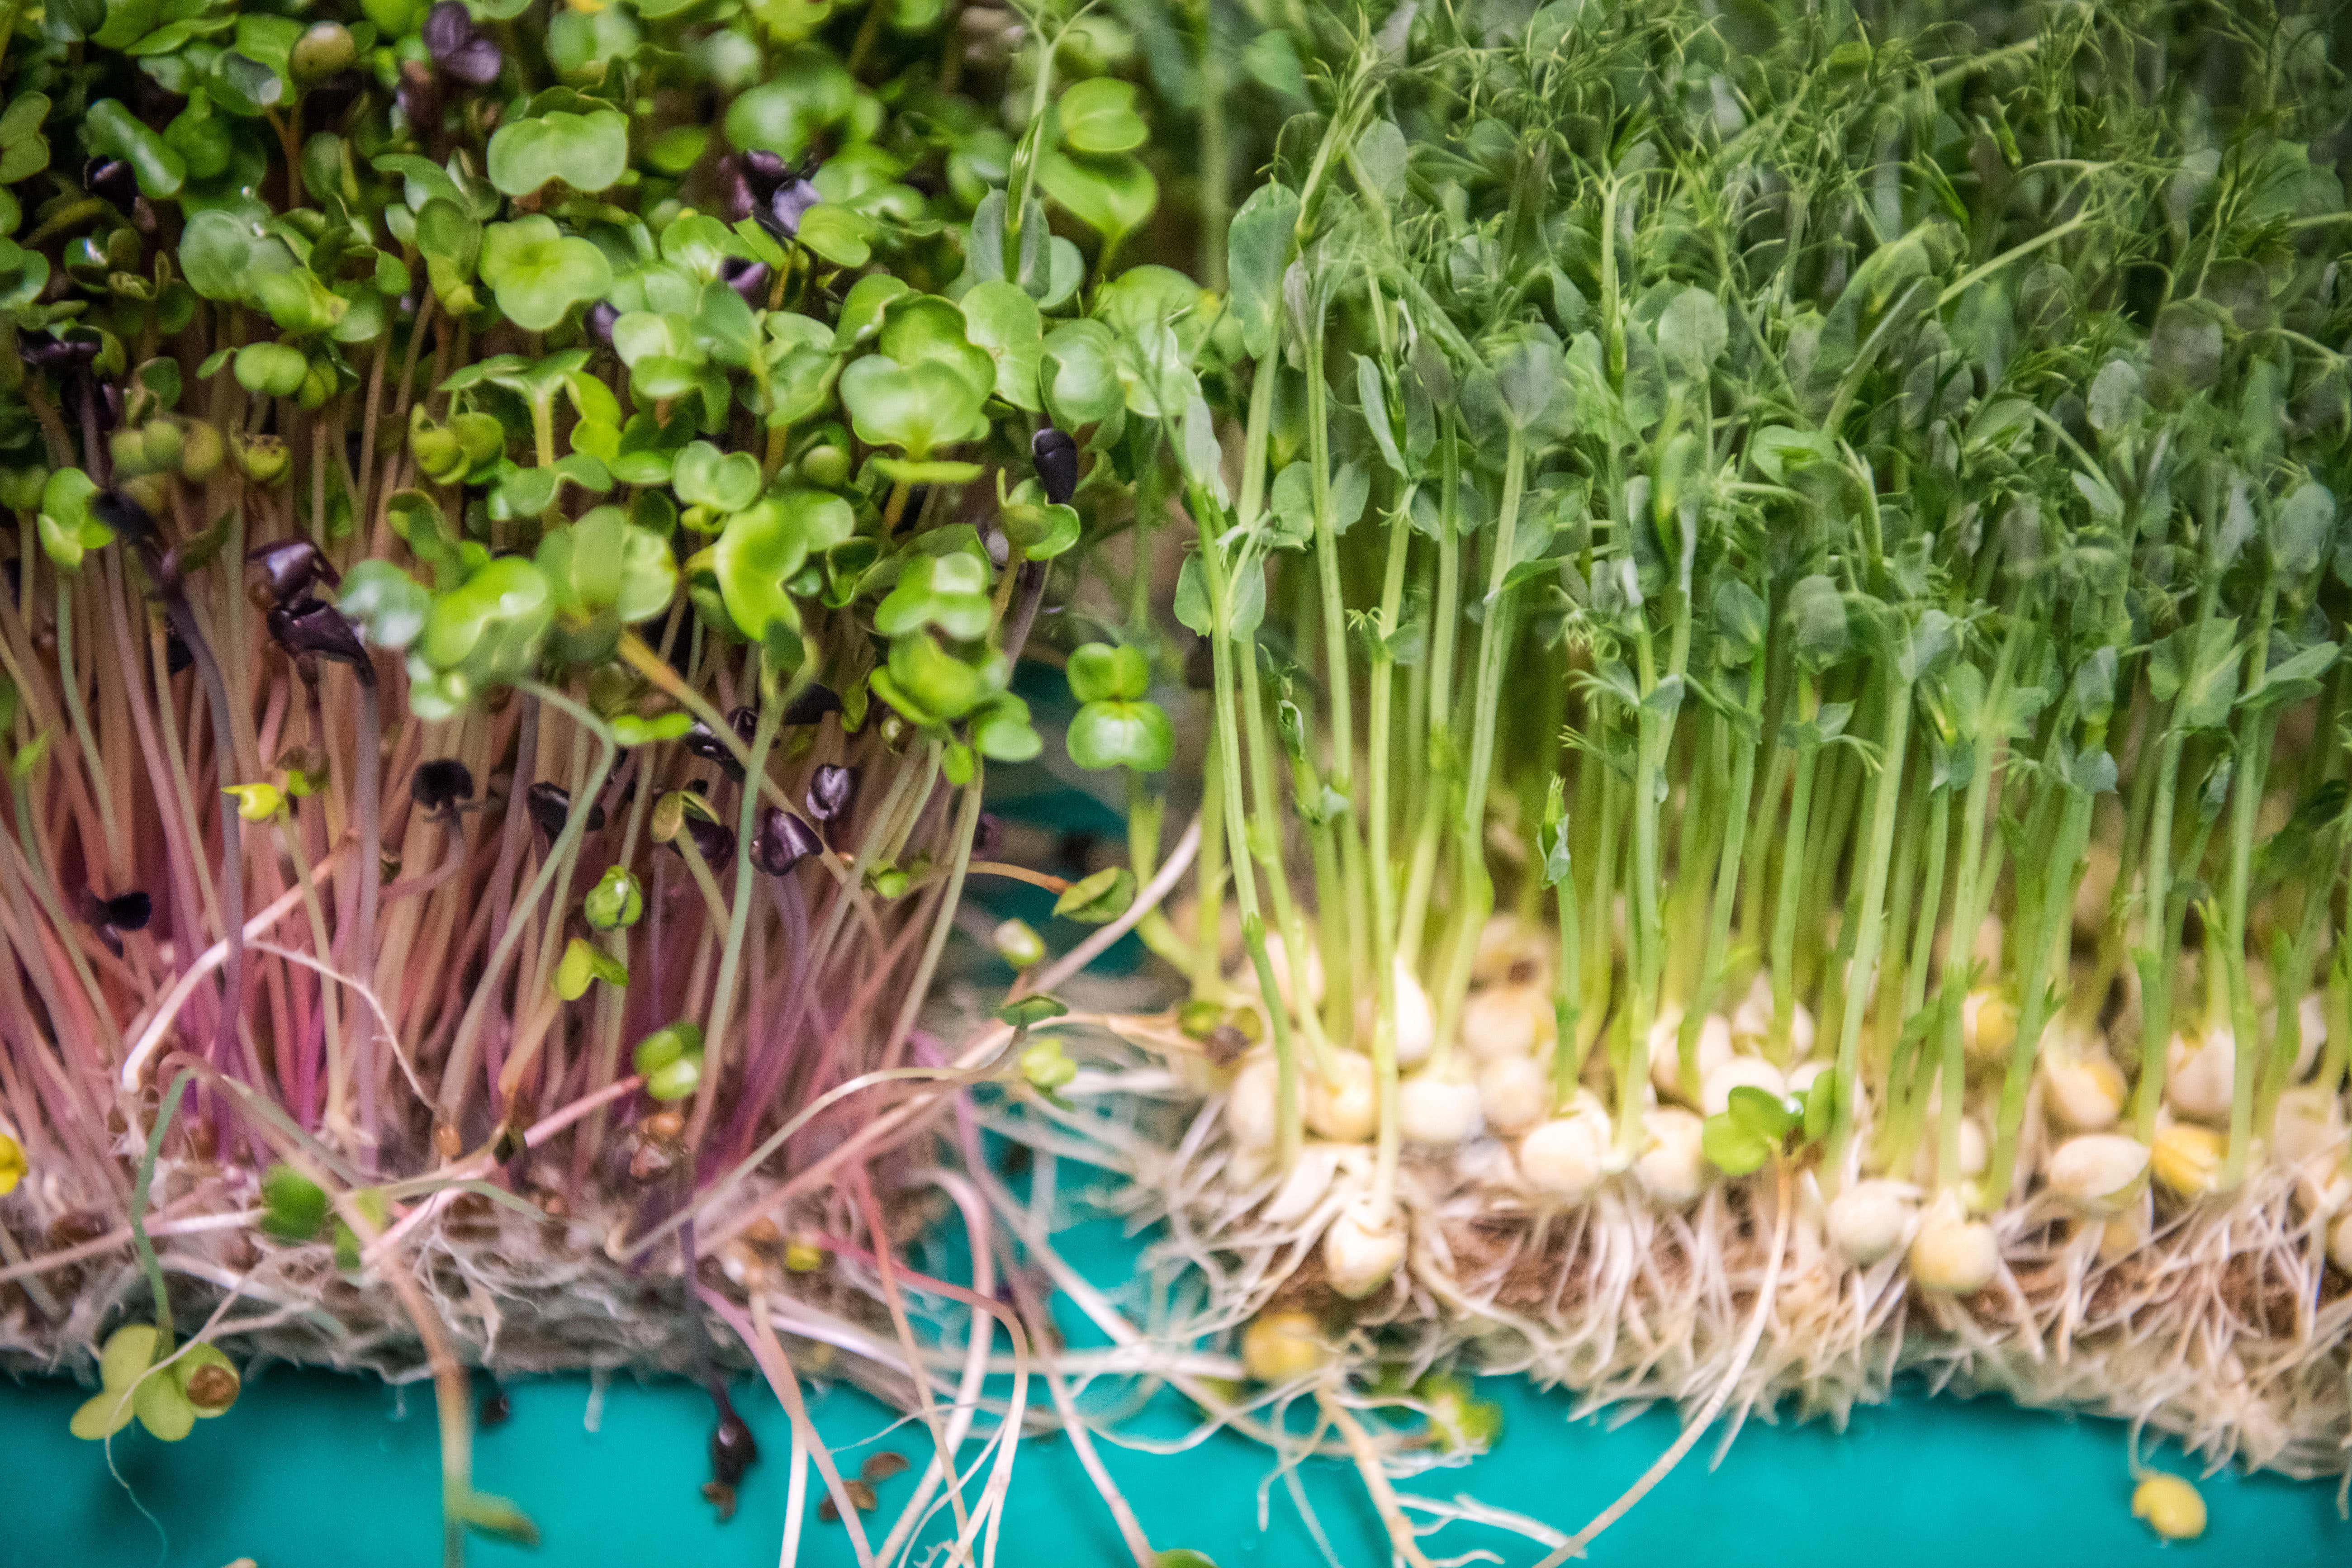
<box><xmin>721</xmin><ymin>257</ymin><xmax>771</xmax><ymax>308</ymax></box>
<box><xmin>780</xmin><ymin>682</ymin><xmax>842</xmax><ymax>727</ymax></box>
<box><xmin>248</xmin><ymin>539</ymin><xmax>339</xmax><ymax>605</ymax></box>
<box><xmin>526</xmin><ymin>782</ymin><xmax>606</xmax><ymax>841</ymax></box>
<box><xmin>710</xmin><ymin>1411</ymin><xmax>759</xmax><ymax>1487</ymax></box>
<box><xmin>1031</xmin><ymin>424</ymin><xmax>1079</xmax><ymax>506</ymax></box>
<box><xmin>752</xmin><ymin>807</ymin><xmax>822</xmax><ymax>875</ymax></box>
<box><xmin>268</xmin><ymin>597</ymin><xmax>370</xmax><ymax>673</ymax></box>
<box><xmin>411</xmin><ymin>758</ymin><xmax>475</xmax><ymax>812</ymax></box>
<box><xmin>83</xmin><ymin>159</ymin><xmax>138</xmax><ymax>208</ymax></box>
<box><xmin>806</xmin><ymin>763</ymin><xmax>858</xmax><ymax>822</ymax></box>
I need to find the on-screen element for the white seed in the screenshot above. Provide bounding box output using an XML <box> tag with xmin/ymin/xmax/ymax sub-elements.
<box><xmin>2272</xmin><ymin>1083</ymin><xmax>2345</xmax><ymax>1170</ymax></box>
<box><xmin>1962</xmin><ymin>987</ymin><xmax>2018</xmax><ymax>1065</ymax></box>
<box><xmin>2300</xmin><ymin>991</ymin><xmax>2329</xmax><ymax>1078</ymax></box>
<box><xmin>1461</xmin><ymin>982</ymin><xmax>1554</xmax><ymax>1062</ymax></box>
<box><xmin>1729</xmin><ymin>985</ymin><xmax>1814</xmax><ymax>1056</ymax></box>
<box><xmin>1226</xmin><ymin>1056</ymin><xmax>1280</xmax><ymax>1150</ymax></box>
<box><xmin>1519</xmin><ymin>1100</ymin><xmax>1611</xmax><ymax>1202</ymax></box>
<box><xmin>1633</xmin><ymin>1108</ymin><xmax>1709</xmax><ymax>1208</ymax></box>
<box><xmin>2269</xmin><ymin>992</ymin><xmax>2330</xmax><ymax>1080</ymax></box>
<box><xmin>2042</xmin><ymin>1051</ymin><xmax>2126</xmax><ymax>1132</ymax></box>
<box><xmin>1648</xmin><ymin>1009</ymin><xmax>1733</xmax><ymax>1105</ymax></box>
<box><xmin>1477</xmin><ymin>1054</ymin><xmax>1552</xmax><ymax>1137</ymax></box>
<box><xmin>2072</xmin><ymin>838</ymin><xmax>2120</xmax><ymax>936</ymax></box>
<box><xmin>1907</xmin><ymin>1194</ymin><xmax>2000</xmax><ymax>1294</ymax></box>
<box><xmin>1389</xmin><ymin>961</ymin><xmax>1436</xmax><ymax>1068</ymax></box>
<box><xmin>2328</xmin><ymin>1210</ymin><xmax>2352</xmax><ymax>1274</ymax></box>
<box><xmin>1471</xmin><ymin>914</ymin><xmax>1550</xmax><ymax>986</ymax></box>
<box><xmin>2044</xmin><ymin>1134</ymin><xmax>2150</xmax><ymax>1213</ymax></box>
<box><xmin>1826</xmin><ymin>1180</ymin><xmax>1916</xmax><ymax>1265</ymax></box>
<box><xmin>1398</xmin><ymin>1070</ymin><xmax>1482</xmax><ymax>1147</ymax></box>
<box><xmin>1322</xmin><ymin>1199</ymin><xmax>1405</xmax><ymax>1299</ymax></box>
<box><xmin>1262</xmin><ymin>1142</ymin><xmax>1351</xmax><ymax>1225</ymax></box>
<box><xmin>1701</xmin><ymin>1055</ymin><xmax>1786</xmax><ymax>1118</ymax></box>
<box><xmin>1786</xmin><ymin>1059</ymin><xmax>1829</xmax><ymax>1098</ymax></box>
<box><xmin>1306</xmin><ymin>1052</ymin><xmax>1377</xmax><ymax>1142</ymax></box>
<box><xmin>2164</xmin><ymin>1028</ymin><xmax>2234</xmax><ymax>1123</ymax></box>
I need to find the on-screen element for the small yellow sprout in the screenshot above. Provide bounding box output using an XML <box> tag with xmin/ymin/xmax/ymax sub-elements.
<box><xmin>222</xmin><ymin>782</ymin><xmax>284</xmax><ymax>822</ymax></box>
<box><xmin>0</xmin><ymin>1130</ymin><xmax>24</xmax><ymax>1195</ymax></box>
<box><xmin>1240</xmin><ymin>1310</ymin><xmax>1328</xmax><ymax>1383</ymax></box>
<box><xmin>2151</xmin><ymin>1123</ymin><xmax>2226</xmax><ymax>1199</ymax></box>
<box><xmin>2132</xmin><ymin>1473</ymin><xmax>2206</xmax><ymax>1541</ymax></box>
<box><xmin>783</xmin><ymin>1239</ymin><xmax>825</xmax><ymax>1274</ymax></box>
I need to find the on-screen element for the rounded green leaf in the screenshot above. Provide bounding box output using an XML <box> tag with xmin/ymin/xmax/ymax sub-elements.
<box><xmin>1057</xmin><ymin>77</ymin><xmax>1148</xmax><ymax>155</ymax></box>
<box><xmin>71</xmin><ymin>1388</ymin><xmax>137</xmax><ymax>1441</ymax></box>
<box><xmin>723</xmin><ymin>47</ymin><xmax>859</xmax><ymax>159</ymax></box>
<box><xmin>1038</xmin><ymin>149</ymin><xmax>1157</xmax><ymax>240</ymax></box>
<box><xmin>259</xmin><ymin>1162</ymin><xmax>329</xmax><ymax>1241</ymax></box>
<box><xmin>1041</xmin><ymin>321</ymin><xmax>1122</xmax><ymax>426</ymax></box>
<box><xmin>839</xmin><ymin>356</ymin><xmax>986</xmax><ymax>459</ymax></box>
<box><xmin>479</xmin><ymin>216</ymin><xmax>614</xmax><ymax>333</ymax></box>
<box><xmin>672</xmin><ymin>441</ymin><xmax>763</xmax><ymax>513</ymax></box>
<box><xmin>959</xmin><ymin>281</ymin><xmax>1044</xmax><ymax>411</ymax></box>
<box><xmin>487</xmin><ymin>110</ymin><xmax>630</xmax><ymax>198</ymax></box>
<box><xmin>794</xmin><ymin>204</ymin><xmax>874</xmax><ymax>268</ymax></box>
<box><xmin>134</xmin><ymin>1371</ymin><xmax>196</xmax><ymax>1442</ymax></box>
<box><xmin>417</xmin><ymin>556</ymin><xmax>555</xmax><ymax>689</ymax></box>
<box><xmin>99</xmin><ymin>1323</ymin><xmax>158</xmax><ymax>1390</ymax></box>
<box><xmin>632</xmin><ymin>1020</ymin><xmax>704</xmax><ymax>1075</ymax></box>
<box><xmin>645</xmin><ymin>1056</ymin><xmax>702</xmax><ymax>1101</ymax></box>
<box><xmin>877</xmin><ymin>296</ymin><xmax>994</xmax><ymax>396</ymax></box>
<box><xmin>585</xmin><ymin>866</ymin><xmax>645</xmax><ymax>930</ymax></box>
<box><xmin>1067</xmin><ymin>698</ymin><xmax>1173</xmax><ymax>772</ymax></box>
<box><xmin>1067</xmin><ymin>642</ymin><xmax>1149</xmax><ymax>703</ymax></box>
<box><xmin>712</xmin><ymin>491</ymin><xmax>840</xmax><ymax>644</ymax></box>
<box><xmin>85</xmin><ymin>99</ymin><xmax>185</xmax><ymax>198</ymax></box>
<box><xmin>337</xmin><ymin>560</ymin><xmax>431</xmax><ymax>650</ymax></box>
<box><xmin>179</xmin><ymin>209</ymin><xmax>295</xmax><ymax>303</ymax></box>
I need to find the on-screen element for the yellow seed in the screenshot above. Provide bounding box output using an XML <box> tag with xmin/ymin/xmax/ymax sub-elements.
<box><xmin>783</xmin><ymin>1240</ymin><xmax>825</xmax><ymax>1274</ymax></box>
<box><xmin>0</xmin><ymin>1131</ymin><xmax>24</xmax><ymax>1195</ymax></box>
<box><xmin>1963</xmin><ymin>987</ymin><xmax>2018</xmax><ymax>1064</ymax></box>
<box><xmin>2132</xmin><ymin>1473</ymin><xmax>2206</xmax><ymax>1541</ymax></box>
<box><xmin>2150</xmin><ymin>1123</ymin><xmax>2226</xmax><ymax>1199</ymax></box>
<box><xmin>1240</xmin><ymin>1311</ymin><xmax>1328</xmax><ymax>1383</ymax></box>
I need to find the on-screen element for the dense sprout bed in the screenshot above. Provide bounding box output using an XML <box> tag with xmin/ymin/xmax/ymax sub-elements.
<box><xmin>967</xmin><ymin>0</ymin><xmax>2352</xmax><ymax>1556</ymax></box>
<box><xmin>2</xmin><ymin>0</ymin><xmax>2352</xmax><ymax>1558</ymax></box>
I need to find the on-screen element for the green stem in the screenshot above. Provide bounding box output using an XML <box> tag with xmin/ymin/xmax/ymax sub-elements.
<box><xmin>1431</xmin><ymin>428</ymin><xmax>1526</xmax><ymax>1071</ymax></box>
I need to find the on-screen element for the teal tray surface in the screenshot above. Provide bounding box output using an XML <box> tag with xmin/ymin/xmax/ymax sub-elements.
<box><xmin>5</xmin><ymin>1365</ymin><xmax>2345</xmax><ymax>1566</ymax></box>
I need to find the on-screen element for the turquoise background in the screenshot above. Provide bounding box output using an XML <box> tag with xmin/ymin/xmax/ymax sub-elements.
<box><xmin>5</xmin><ymin>1362</ymin><xmax>2347</xmax><ymax>1566</ymax></box>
